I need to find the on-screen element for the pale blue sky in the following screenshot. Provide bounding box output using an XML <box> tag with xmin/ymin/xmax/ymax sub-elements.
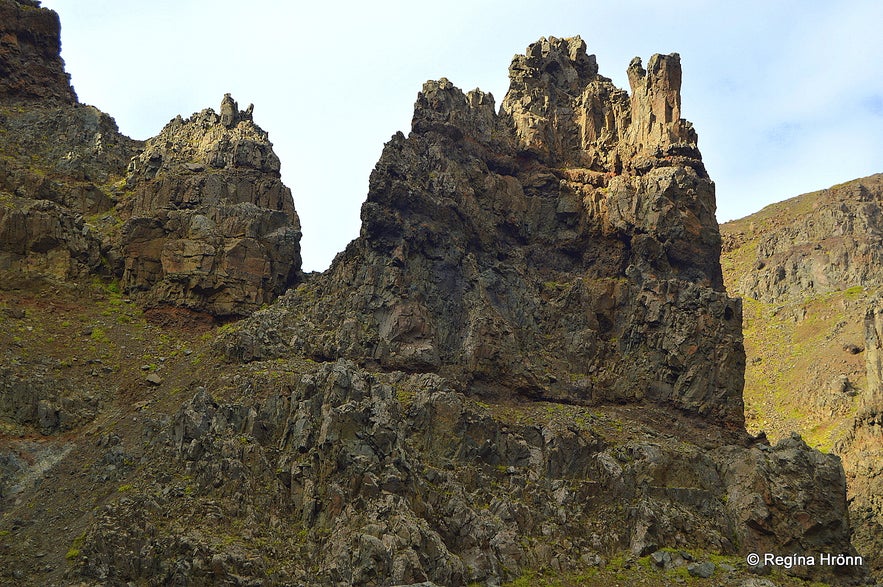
<box><xmin>42</xmin><ymin>0</ymin><xmax>883</xmax><ymax>271</ymax></box>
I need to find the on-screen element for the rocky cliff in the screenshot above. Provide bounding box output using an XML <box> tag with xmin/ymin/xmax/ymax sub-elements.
<box><xmin>0</xmin><ymin>1</ymin><xmax>138</xmax><ymax>282</ymax></box>
<box><xmin>726</xmin><ymin>174</ymin><xmax>883</xmax><ymax>303</ymax></box>
<box><xmin>722</xmin><ymin>175</ymin><xmax>883</xmax><ymax>578</ymax></box>
<box><xmin>120</xmin><ymin>94</ymin><xmax>302</xmax><ymax>317</ymax></box>
<box><xmin>222</xmin><ymin>37</ymin><xmax>744</xmax><ymax>427</ymax></box>
<box><xmin>847</xmin><ymin>298</ymin><xmax>883</xmax><ymax>570</ymax></box>
<box><xmin>0</xmin><ymin>0</ymin><xmax>75</xmax><ymax>104</ymax></box>
<box><xmin>0</xmin><ymin>0</ymin><xmax>302</xmax><ymax>318</ymax></box>
<box><xmin>0</xmin><ymin>7</ymin><xmax>871</xmax><ymax>586</ymax></box>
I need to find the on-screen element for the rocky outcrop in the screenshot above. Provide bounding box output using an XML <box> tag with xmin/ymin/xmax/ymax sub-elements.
<box><xmin>119</xmin><ymin>95</ymin><xmax>302</xmax><ymax>317</ymax></box>
<box><xmin>0</xmin><ymin>0</ymin><xmax>140</xmax><ymax>283</ymax></box>
<box><xmin>71</xmin><ymin>361</ymin><xmax>857</xmax><ymax>585</ymax></box>
<box><xmin>0</xmin><ymin>11</ymin><xmax>868</xmax><ymax>584</ymax></box>
<box><xmin>0</xmin><ymin>0</ymin><xmax>301</xmax><ymax>316</ymax></box>
<box><xmin>721</xmin><ymin>176</ymin><xmax>883</xmax><ymax>579</ymax></box>
<box><xmin>835</xmin><ymin>298</ymin><xmax>883</xmax><ymax>576</ymax></box>
<box><xmin>0</xmin><ymin>194</ymin><xmax>103</xmax><ymax>279</ymax></box>
<box><xmin>221</xmin><ymin>36</ymin><xmax>743</xmax><ymax>426</ymax></box>
<box><xmin>0</xmin><ymin>366</ymin><xmax>99</xmax><ymax>434</ymax></box>
<box><xmin>726</xmin><ymin>174</ymin><xmax>883</xmax><ymax>303</ymax></box>
<box><xmin>0</xmin><ymin>0</ymin><xmax>76</xmax><ymax>104</ymax></box>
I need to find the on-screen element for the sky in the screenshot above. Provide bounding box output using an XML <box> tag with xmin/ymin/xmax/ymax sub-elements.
<box><xmin>41</xmin><ymin>0</ymin><xmax>883</xmax><ymax>271</ymax></box>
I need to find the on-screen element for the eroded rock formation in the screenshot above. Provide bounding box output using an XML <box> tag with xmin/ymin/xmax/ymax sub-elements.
<box><xmin>0</xmin><ymin>0</ymin><xmax>76</xmax><ymax>104</ymax></box>
<box><xmin>0</xmin><ymin>0</ymin><xmax>140</xmax><ymax>283</ymax></box>
<box><xmin>0</xmin><ymin>0</ymin><xmax>302</xmax><ymax>316</ymax></box>
<box><xmin>222</xmin><ymin>36</ymin><xmax>743</xmax><ymax>426</ymax></box>
<box><xmin>120</xmin><ymin>95</ymin><xmax>302</xmax><ymax>317</ymax></box>
<box><xmin>836</xmin><ymin>298</ymin><xmax>883</xmax><ymax>574</ymax></box>
<box><xmin>0</xmin><ymin>11</ymin><xmax>870</xmax><ymax>585</ymax></box>
<box><xmin>73</xmin><ymin>360</ymin><xmax>856</xmax><ymax>585</ymax></box>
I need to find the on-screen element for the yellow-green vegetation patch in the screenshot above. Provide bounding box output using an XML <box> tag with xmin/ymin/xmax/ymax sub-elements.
<box><xmin>740</xmin><ymin>284</ymin><xmax>867</xmax><ymax>447</ymax></box>
<box><xmin>844</xmin><ymin>285</ymin><xmax>864</xmax><ymax>299</ymax></box>
<box><xmin>501</xmin><ymin>549</ymin><xmax>835</xmax><ymax>587</ymax></box>
<box><xmin>65</xmin><ymin>532</ymin><xmax>86</xmax><ymax>561</ymax></box>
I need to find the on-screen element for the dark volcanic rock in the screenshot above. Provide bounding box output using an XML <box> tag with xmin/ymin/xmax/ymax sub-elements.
<box><xmin>0</xmin><ymin>13</ymin><xmax>867</xmax><ymax>585</ymax></box>
<box><xmin>0</xmin><ymin>0</ymin><xmax>76</xmax><ymax>104</ymax></box>
<box><xmin>221</xmin><ymin>36</ymin><xmax>744</xmax><ymax>426</ymax></box>
<box><xmin>0</xmin><ymin>366</ymin><xmax>99</xmax><ymax>434</ymax></box>
<box><xmin>119</xmin><ymin>95</ymin><xmax>302</xmax><ymax>318</ymax></box>
<box><xmin>71</xmin><ymin>361</ymin><xmax>857</xmax><ymax>585</ymax></box>
<box><xmin>0</xmin><ymin>0</ymin><xmax>301</xmax><ymax>318</ymax></box>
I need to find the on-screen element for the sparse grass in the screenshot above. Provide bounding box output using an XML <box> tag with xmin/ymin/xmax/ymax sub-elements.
<box><xmin>65</xmin><ymin>532</ymin><xmax>86</xmax><ymax>561</ymax></box>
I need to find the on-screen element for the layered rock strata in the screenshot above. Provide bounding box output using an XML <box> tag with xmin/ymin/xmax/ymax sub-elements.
<box><xmin>120</xmin><ymin>94</ymin><xmax>302</xmax><ymax>317</ymax></box>
<box><xmin>0</xmin><ymin>0</ymin><xmax>140</xmax><ymax>282</ymax></box>
<box><xmin>0</xmin><ymin>0</ymin><xmax>303</xmax><ymax>315</ymax></box>
<box><xmin>223</xmin><ymin>36</ymin><xmax>744</xmax><ymax>426</ymax></box>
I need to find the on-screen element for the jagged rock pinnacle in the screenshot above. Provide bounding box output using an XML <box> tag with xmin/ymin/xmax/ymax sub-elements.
<box><xmin>222</xmin><ymin>36</ymin><xmax>742</xmax><ymax>426</ymax></box>
<box><xmin>120</xmin><ymin>97</ymin><xmax>302</xmax><ymax>317</ymax></box>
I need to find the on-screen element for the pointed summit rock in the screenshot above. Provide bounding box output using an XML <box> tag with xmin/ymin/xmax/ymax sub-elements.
<box><xmin>120</xmin><ymin>95</ymin><xmax>302</xmax><ymax>318</ymax></box>
<box><xmin>222</xmin><ymin>36</ymin><xmax>743</xmax><ymax>426</ymax></box>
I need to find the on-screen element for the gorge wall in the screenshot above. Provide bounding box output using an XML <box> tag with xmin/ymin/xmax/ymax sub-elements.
<box><xmin>722</xmin><ymin>175</ymin><xmax>883</xmax><ymax>578</ymax></box>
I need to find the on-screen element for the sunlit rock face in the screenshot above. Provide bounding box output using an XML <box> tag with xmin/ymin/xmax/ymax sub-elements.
<box><xmin>120</xmin><ymin>95</ymin><xmax>302</xmax><ymax>318</ymax></box>
<box><xmin>0</xmin><ymin>0</ymin><xmax>140</xmax><ymax>282</ymax></box>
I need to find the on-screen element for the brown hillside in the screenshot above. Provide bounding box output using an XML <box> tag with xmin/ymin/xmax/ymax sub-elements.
<box><xmin>721</xmin><ymin>173</ymin><xmax>883</xmax><ymax>578</ymax></box>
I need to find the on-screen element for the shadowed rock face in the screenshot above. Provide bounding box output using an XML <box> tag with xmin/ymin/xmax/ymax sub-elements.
<box><xmin>119</xmin><ymin>95</ymin><xmax>302</xmax><ymax>317</ymax></box>
<box><xmin>223</xmin><ymin>36</ymin><xmax>744</xmax><ymax>426</ymax></box>
<box><xmin>0</xmin><ymin>0</ymin><xmax>76</xmax><ymax>104</ymax></box>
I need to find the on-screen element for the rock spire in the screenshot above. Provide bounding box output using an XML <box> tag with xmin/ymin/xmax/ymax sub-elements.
<box><xmin>222</xmin><ymin>36</ymin><xmax>743</xmax><ymax>426</ymax></box>
<box><xmin>120</xmin><ymin>95</ymin><xmax>302</xmax><ymax>317</ymax></box>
